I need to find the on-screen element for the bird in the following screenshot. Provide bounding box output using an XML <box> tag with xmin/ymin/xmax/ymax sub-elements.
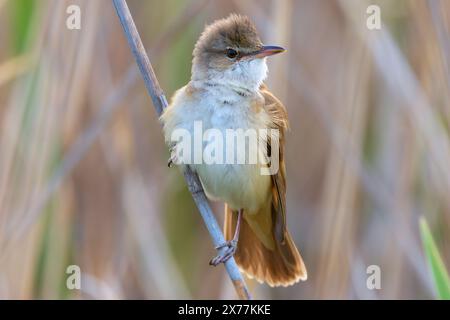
<box><xmin>161</xmin><ymin>14</ymin><xmax>307</xmax><ymax>287</ymax></box>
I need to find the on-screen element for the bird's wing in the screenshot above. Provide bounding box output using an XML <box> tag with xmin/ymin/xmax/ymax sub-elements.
<box><xmin>260</xmin><ymin>84</ymin><xmax>289</xmax><ymax>243</ymax></box>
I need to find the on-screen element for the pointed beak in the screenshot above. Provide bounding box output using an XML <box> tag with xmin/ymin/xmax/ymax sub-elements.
<box><xmin>252</xmin><ymin>45</ymin><xmax>286</xmax><ymax>59</ymax></box>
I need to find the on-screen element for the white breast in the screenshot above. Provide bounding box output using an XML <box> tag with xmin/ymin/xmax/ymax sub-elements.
<box><xmin>162</xmin><ymin>83</ymin><xmax>271</xmax><ymax>213</ymax></box>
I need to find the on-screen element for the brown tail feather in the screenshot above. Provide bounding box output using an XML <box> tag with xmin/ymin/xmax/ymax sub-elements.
<box><xmin>224</xmin><ymin>205</ymin><xmax>307</xmax><ymax>287</ymax></box>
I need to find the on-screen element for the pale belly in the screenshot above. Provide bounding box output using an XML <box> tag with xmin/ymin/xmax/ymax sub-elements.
<box><xmin>195</xmin><ymin>162</ymin><xmax>271</xmax><ymax>213</ymax></box>
<box><xmin>164</xmin><ymin>83</ymin><xmax>273</xmax><ymax>212</ymax></box>
<box><xmin>194</xmin><ymin>97</ymin><xmax>272</xmax><ymax>212</ymax></box>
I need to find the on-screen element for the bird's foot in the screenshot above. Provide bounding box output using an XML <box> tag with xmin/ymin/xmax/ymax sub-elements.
<box><xmin>209</xmin><ymin>240</ymin><xmax>238</xmax><ymax>266</ymax></box>
<box><xmin>167</xmin><ymin>147</ymin><xmax>178</xmax><ymax>167</ymax></box>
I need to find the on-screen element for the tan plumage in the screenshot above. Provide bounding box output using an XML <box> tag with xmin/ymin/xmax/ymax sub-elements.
<box><xmin>161</xmin><ymin>14</ymin><xmax>307</xmax><ymax>287</ymax></box>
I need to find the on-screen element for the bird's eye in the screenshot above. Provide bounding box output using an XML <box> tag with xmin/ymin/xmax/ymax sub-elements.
<box><xmin>226</xmin><ymin>48</ymin><xmax>238</xmax><ymax>59</ymax></box>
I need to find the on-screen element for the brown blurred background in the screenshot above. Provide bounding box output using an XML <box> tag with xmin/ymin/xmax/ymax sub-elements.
<box><xmin>0</xmin><ymin>0</ymin><xmax>449</xmax><ymax>299</ymax></box>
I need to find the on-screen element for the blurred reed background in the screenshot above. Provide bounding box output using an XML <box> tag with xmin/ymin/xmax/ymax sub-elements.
<box><xmin>0</xmin><ymin>0</ymin><xmax>449</xmax><ymax>299</ymax></box>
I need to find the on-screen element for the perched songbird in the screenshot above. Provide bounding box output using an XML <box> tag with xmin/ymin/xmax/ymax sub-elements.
<box><xmin>161</xmin><ymin>14</ymin><xmax>307</xmax><ymax>286</ymax></box>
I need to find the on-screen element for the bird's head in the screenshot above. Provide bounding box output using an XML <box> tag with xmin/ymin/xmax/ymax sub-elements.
<box><xmin>192</xmin><ymin>14</ymin><xmax>285</xmax><ymax>91</ymax></box>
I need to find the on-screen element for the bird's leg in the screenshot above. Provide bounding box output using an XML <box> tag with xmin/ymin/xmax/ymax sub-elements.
<box><xmin>167</xmin><ymin>145</ymin><xmax>178</xmax><ymax>167</ymax></box>
<box><xmin>210</xmin><ymin>209</ymin><xmax>243</xmax><ymax>266</ymax></box>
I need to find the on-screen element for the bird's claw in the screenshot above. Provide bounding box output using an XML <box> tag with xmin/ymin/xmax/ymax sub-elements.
<box><xmin>209</xmin><ymin>240</ymin><xmax>238</xmax><ymax>266</ymax></box>
<box><xmin>167</xmin><ymin>147</ymin><xmax>178</xmax><ymax>167</ymax></box>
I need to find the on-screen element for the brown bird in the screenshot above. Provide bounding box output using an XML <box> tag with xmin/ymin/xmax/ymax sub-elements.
<box><xmin>161</xmin><ymin>14</ymin><xmax>307</xmax><ymax>286</ymax></box>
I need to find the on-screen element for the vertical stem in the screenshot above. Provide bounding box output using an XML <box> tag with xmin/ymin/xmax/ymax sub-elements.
<box><xmin>112</xmin><ymin>0</ymin><xmax>251</xmax><ymax>300</ymax></box>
